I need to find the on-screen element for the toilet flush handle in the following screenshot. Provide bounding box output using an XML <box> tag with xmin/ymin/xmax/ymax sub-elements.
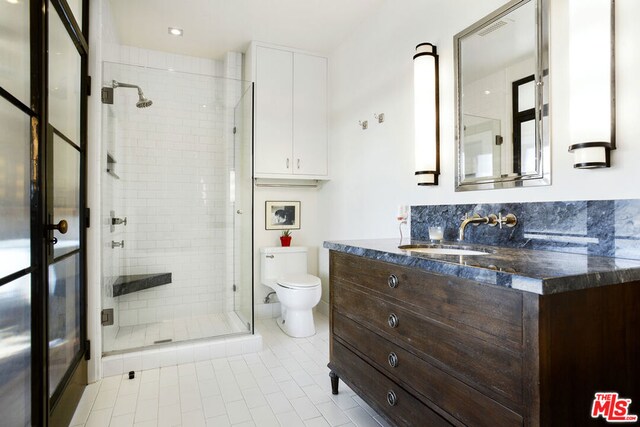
<box><xmin>266</xmin><ymin>255</ymin><xmax>274</xmax><ymax>259</ymax></box>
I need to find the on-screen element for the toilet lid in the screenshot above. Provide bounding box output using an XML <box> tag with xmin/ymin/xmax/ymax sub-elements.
<box><xmin>277</xmin><ymin>274</ymin><xmax>321</xmax><ymax>289</ymax></box>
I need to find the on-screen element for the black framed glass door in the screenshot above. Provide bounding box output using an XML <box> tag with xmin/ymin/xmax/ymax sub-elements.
<box><xmin>0</xmin><ymin>0</ymin><xmax>88</xmax><ymax>425</ymax></box>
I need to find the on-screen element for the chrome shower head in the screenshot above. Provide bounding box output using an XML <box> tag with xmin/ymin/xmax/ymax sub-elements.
<box><xmin>111</xmin><ymin>80</ymin><xmax>153</xmax><ymax>108</ymax></box>
<box><xmin>136</xmin><ymin>95</ymin><xmax>153</xmax><ymax>108</ymax></box>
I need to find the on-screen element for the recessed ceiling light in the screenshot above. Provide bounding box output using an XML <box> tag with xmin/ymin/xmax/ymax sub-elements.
<box><xmin>484</xmin><ymin>90</ymin><xmax>491</xmax><ymax>95</ymax></box>
<box><xmin>168</xmin><ymin>27</ymin><xmax>183</xmax><ymax>37</ymax></box>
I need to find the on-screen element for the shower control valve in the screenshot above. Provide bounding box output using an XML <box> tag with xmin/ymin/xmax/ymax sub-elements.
<box><xmin>112</xmin><ymin>217</ymin><xmax>127</xmax><ymax>226</ymax></box>
<box><xmin>111</xmin><ymin>240</ymin><xmax>125</xmax><ymax>249</ymax></box>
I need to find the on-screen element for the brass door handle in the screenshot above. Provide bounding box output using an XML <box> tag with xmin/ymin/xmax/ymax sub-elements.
<box><xmin>48</xmin><ymin>219</ymin><xmax>68</xmax><ymax>234</ymax></box>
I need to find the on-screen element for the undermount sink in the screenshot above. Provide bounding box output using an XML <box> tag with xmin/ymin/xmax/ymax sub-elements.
<box><xmin>398</xmin><ymin>244</ymin><xmax>491</xmax><ymax>256</ymax></box>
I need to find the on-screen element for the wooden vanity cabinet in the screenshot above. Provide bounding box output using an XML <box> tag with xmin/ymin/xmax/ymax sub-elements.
<box><xmin>328</xmin><ymin>251</ymin><xmax>640</xmax><ymax>427</ymax></box>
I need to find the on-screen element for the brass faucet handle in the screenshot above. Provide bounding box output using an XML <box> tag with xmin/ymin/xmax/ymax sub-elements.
<box><xmin>498</xmin><ymin>213</ymin><xmax>518</xmax><ymax>229</ymax></box>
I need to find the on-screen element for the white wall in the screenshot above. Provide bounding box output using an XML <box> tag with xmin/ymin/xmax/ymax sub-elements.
<box><xmin>317</xmin><ymin>0</ymin><xmax>640</xmax><ymax>303</ymax></box>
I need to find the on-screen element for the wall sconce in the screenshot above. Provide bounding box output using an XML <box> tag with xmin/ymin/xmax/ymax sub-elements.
<box><xmin>568</xmin><ymin>0</ymin><xmax>615</xmax><ymax>168</ymax></box>
<box><xmin>414</xmin><ymin>42</ymin><xmax>440</xmax><ymax>185</ymax></box>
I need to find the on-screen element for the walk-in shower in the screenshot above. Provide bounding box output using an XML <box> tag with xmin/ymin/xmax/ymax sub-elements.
<box><xmin>100</xmin><ymin>62</ymin><xmax>253</xmax><ymax>355</ymax></box>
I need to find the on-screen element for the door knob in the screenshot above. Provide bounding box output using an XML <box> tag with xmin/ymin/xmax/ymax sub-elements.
<box><xmin>48</xmin><ymin>219</ymin><xmax>68</xmax><ymax>234</ymax></box>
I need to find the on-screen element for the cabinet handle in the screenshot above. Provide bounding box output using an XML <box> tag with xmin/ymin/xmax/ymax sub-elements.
<box><xmin>297</xmin><ymin>158</ymin><xmax>300</xmax><ymax>169</ymax></box>
<box><xmin>386</xmin><ymin>390</ymin><xmax>398</xmax><ymax>406</ymax></box>
<box><xmin>286</xmin><ymin>158</ymin><xmax>290</xmax><ymax>169</ymax></box>
<box><xmin>388</xmin><ymin>352</ymin><xmax>399</xmax><ymax>368</ymax></box>
<box><xmin>387</xmin><ymin>274</ymin><xmax>399</xmax><ymax>288</ymax></box>
<box><xmin>388</xmin><ymin>313</ymin><xmax>399</xmax><ymax>328</ymax></box>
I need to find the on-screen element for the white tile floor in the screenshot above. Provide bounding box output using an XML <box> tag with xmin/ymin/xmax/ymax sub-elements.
<box><xmin>70</xmin><ymin>313</ymin><xmax>389</xmax><ymax>427</ymax></box>
<box><xmin>107</xmin><ymin>312</ymin><xmax>248</xmax><ymax>352</ymax></box>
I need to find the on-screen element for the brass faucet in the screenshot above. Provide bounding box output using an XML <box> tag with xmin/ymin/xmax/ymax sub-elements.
<box><xmin>458</xmin><ymin>213</ymin><xmax>493</xmax><ymax>241</ymax></box>
<box><xmin>458</xmin><ymin>212</ymin><xmax>517</xmax><ymax>241</ymax></box>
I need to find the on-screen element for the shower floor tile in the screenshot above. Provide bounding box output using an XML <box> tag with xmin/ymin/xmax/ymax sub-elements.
<box><xmin>72</xmin><ymin>313</ymin><xmax>389</xmax><ymax>427</ymax></box>
<box><xmin>108</xmin><ymin>312</ymin><xmax>249</xmax><ymax>352</ymax></box>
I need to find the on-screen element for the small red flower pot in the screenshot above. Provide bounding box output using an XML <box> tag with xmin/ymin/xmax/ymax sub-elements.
<box><xmin>280</xmin><ymin>236</ymin><xmax>292</xmax><ymax>247</ymax></box>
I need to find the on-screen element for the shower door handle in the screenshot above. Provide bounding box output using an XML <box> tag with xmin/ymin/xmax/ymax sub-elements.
<box><xmin>286</xmin><ymin>158</ymin><xmax>290</xmax><ymax>169</ymax></box>
<box><xmin>297</xmin><ymin>159</ymin><xmax>300</xmax><ymax>169</ymax></box>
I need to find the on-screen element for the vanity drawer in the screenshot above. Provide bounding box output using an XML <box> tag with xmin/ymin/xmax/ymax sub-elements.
<box><xmin>333</xmin><ymin>312</ymin><xmax>523</xmax><ymax>426</ymax></box>
<box><xmin>331</xmin><ymin>340</ymin><xmax>453</xmax><ymax>427</ymax></box>
<box><xmin>331</xmin><ymin>252</ymin><xmax>522</xmax><ymax>350</ymax></box>
<box><xmin>333</xmin><ymin>281</ymin><xmax>523</xmax><ymax>405</ymax></box>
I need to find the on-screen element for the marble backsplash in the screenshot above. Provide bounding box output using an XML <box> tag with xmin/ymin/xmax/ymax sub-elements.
<box><xmin>411</xmin><ymin>199</ymin><xmax>640</xmax><ymax>260</ymax></box>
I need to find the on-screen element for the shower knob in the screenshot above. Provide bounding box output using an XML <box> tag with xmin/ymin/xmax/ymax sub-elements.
<box><xmin>237</xmin><ymin>210</ymin><xmax>243</xmax><ymax>214</ymax></box>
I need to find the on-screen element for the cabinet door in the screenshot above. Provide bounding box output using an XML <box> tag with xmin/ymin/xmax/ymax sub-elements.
<box><xmin>293</xmin><ymin>53</ymin><xmax>328</xmax><ymax>176</ymax></box>
<box><xmin>255</xmin><ymin>46</ymin><xmax>293</xmax><ymax>175</ymax></box>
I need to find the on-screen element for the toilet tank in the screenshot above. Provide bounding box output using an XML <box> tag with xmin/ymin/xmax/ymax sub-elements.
<box><xmin>260</xmin><ymin>247</ymin><xmax>308</xmax><ymax>285</ymax></box>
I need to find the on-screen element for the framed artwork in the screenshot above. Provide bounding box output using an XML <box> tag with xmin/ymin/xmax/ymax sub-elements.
<box><xmin>265</xmin><ymin>201</ymin><xmax>301</xmax><ymax>230</ymax></box>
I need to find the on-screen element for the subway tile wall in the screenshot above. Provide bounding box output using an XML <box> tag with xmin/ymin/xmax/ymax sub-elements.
<box><xmin>101</xmin><ymin>45</ymin><xmax>248</xmax><ymax>352</ymax></box>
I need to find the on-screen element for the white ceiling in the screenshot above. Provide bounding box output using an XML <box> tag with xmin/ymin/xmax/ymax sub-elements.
<box><xmin>108</xmin><ymin>0</ymin><xmax>386</xmax><ymax>60</ymax></box>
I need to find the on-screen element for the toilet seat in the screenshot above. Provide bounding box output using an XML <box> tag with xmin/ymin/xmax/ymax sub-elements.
<box><xmin>277</xmin><ymin>273</ymin><xmax>321</xmax><ymax>290</ymax></box>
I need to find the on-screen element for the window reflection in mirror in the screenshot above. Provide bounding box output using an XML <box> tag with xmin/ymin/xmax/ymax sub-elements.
<box><xmin>455</xmin><ymin>0</ymin><xmax>550</xmax><ymax>191</ymax></box>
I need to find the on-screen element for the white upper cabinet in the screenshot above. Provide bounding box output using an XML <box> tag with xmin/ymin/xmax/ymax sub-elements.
<box><xmin>293</xmin><ymin>53</ymin><xmax>328</xmax><ymax>176</ymax></box>
<box><xmin>247</xmin><ymin>42</ymin><xmax>328</xmax><ymax>179</ymax></box>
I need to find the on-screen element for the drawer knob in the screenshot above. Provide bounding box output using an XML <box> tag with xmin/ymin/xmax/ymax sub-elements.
<box><xmin>388</xmin><ymin>313</ymin><xmax>399</xmax><ymax>328</ymax></box>
<box><xmin>387</xmin><ymin>274</ymin><xmax>399</xmax><ymax>288</ymax></box>
<box><xmin>386</xmin><ymin>390</ymin><xmax>398</xmax><ymax>406</ymax></box>
<box><xmin>388</xmin><ymin>352</ymin><xmax>399</xmax><ymax>368</ymax></box>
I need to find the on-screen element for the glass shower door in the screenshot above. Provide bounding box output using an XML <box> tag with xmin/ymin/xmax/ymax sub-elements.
<box><xmin>233</xmin><ymin>83</ymin><xmax>254</xmax><ymax>332</ymax></box>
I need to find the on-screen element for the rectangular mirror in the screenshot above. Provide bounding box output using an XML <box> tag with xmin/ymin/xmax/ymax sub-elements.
<box><xmin>454</xmin><ymin>0</ymin><xmax>549</xmax><ymax>191</ymax></box>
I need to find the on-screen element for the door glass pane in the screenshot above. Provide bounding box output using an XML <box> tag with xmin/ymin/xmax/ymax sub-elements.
<box><xmin>0</xmin><ymin>97</ymin><xmax>30</xmax><ymax>277</ymax></box>
<box><xmin>49</xmin><ymin>254</ymin><xmax>81</xmax><ymax>396</ymax></box>
<box><xmin>65</xmin><ymin>0</ymin><xmax>82</xmax><ymax>26</ymax></box>
<box><xmin>518</xmin><ymin>79</ymin><xmax>535</xmax><ymax>112</ymax></box>
<box><xmin>521</xmin><ymin>119</ymin><xmax>536</xmax><ymax>174</ymax></box>
<box><xmin>53</xmin><ymin>133</ymin><xmax>80</xmax><ymax>258</ymax></box>
<box><xmin>49</xmin><ymin>4</ymin><xmax>81</xmax><ymax>145</ymax></box>
<box><xmin>0</xmin><ymin>276</ymin><xmax>32</xmax><ymax>426</ymax></box>
<box><xmin>0</xmin><ymin>0</ymin><xmax>30</xmax><ymax>105</ymax></box>
<box><xmin>233</xmin><ymin>83</ymin><xmax>253</xmax><ymax>331</ymax></box>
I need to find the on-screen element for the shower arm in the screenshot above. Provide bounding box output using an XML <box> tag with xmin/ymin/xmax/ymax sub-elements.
<box><xmin>112</xmin><ymin>80</ymin><xmax>143</xmax><ymax>94</ymax></box>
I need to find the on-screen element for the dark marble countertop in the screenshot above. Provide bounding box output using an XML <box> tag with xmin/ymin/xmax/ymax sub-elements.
<box><xmin>323</xmin><ymin>239</ymin><xmax>640</xmax><ymax>295</ymax></box>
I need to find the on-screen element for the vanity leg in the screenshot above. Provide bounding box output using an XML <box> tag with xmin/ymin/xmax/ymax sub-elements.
<box><xmin>329</xmin><ymin>371</ymin><xmax>340</xmax><ymax>395</ymax></box>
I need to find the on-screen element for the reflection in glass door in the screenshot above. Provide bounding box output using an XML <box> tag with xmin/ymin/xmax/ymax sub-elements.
<box><xmin>0</xmin><ymin>95</ymin><xmax>34</xmax><ymax>427</ymax></box>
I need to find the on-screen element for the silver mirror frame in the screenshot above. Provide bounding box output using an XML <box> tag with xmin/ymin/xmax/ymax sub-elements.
<box><xmin>454</xmin><ymin>0</ymin><xmax>550</xmax><ymax>192</ymax></box>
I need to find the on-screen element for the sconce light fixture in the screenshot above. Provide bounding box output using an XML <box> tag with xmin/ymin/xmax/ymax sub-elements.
<box><xmin>414</xmin><ymin>42</ymin><xmax>440</xmax><ymax>185</ymax></box>
<box><xmin>568</xmin><ymin>0</ymin><xmax>615</xmax><ymax>168</ymax></box>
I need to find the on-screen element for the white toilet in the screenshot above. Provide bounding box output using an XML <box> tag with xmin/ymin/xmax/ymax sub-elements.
<box><xmin>260</xmin><ymin>247</ymin><xmax>322</xmax><ymax>338</ymax></box>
